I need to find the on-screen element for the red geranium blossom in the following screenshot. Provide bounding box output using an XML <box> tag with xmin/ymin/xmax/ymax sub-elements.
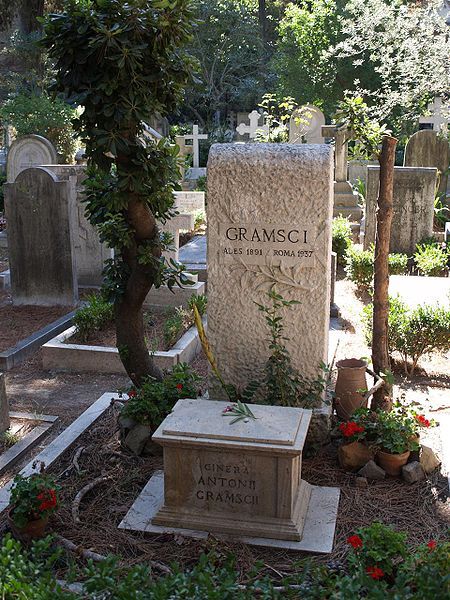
<box><xmin>366</xmin><ymin>566</ymin><xmax>384</xmax><ymax>580</ymax></box>
<box><xmin>339</xmin><ymin>421</ymin><xmax>365</xmax><ymax>438</ymax></box>
<box><xmin>128</xmin><ymin>389</ymin><xmax>137</xmax><ymax>398</ymax></box>
<box><xmin>347</xmin><ymin>534</ymin><xmax>363</xmax><ymax>549</ymax></box>
<box><xmin>37</xmin><ymin>488</ymin><xmax>57</xmax><ymax>512</ymax></box>
<box><xmin>176</xmin><ymin>383</ymin><xmax>183</xmax><ymax>391</ymax></box>
<box><xmin>415</xmin><ymin>415</ymin><xmax>431</xmax><ymax>428</ymax></box>
<box><xmin>222</xmin><ymin>405</ymin><xmax>235</xmax><ymax>414</ymax></box>
<box><xmin>427</xmin><ymin>540</ymin><xmax>437</xmax><ymax>550</ymax></box>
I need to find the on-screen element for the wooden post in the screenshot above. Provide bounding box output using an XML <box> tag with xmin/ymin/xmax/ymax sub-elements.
<box><xmin>372</xmin><ymin>136</ymin><xmax>397</xmax><ymax>411</ymax></box>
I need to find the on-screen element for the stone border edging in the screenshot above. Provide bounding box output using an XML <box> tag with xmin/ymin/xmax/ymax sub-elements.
<box><xmin>0</xmin><ymin>310</ymin><xmax>76</xmax><ymax>371</ymax></box>
<box><xmin>42</xmin><ymin>319</ymin><xmax>206</xmax><ymax>374</ymax></box>
<box><xmin>0</xmin><ymin>392</ymin><xmax>116</xmax><ymax>513</ymax></box>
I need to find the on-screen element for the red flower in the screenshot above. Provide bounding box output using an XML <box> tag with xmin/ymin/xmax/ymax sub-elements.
<box><xmin>176</xmin><ymin>384</ymin><xmax>183</xmax><ymax>391</ymax></box>
<box><xmin>347</xmin><ymin>534</ymin><xmax>363</xmax><ymax>549</ymax></box>
<box><xmin>128</xmin><ymin>389</ymin><xmax>137</xmax><ymax>398</ymax></box>
<box><xmin>415</xmin><ymin>415</ymin><xmax>431</xmax><ymax>428</ymax></box>
<box><xmin>427</xmin><ymin>540</ymin><xmax>437</xmax><ymax>550</ymax></box>
<box><xmin>339</xmin><ymin>421</ymin><xmax>365</xmax><ymax>438</ymax></box>
<box><xmin>366</xmin><ymin>566</ymin><xmax>384</xmax><ymax>580</ymax></box>
<box><xmin>222</xmin><ymin>405</ymin><xmax>235</xmax><ymax>414</ymax></box>
<box><xmin>37</xmin><ymin>489</ymin><xmax>57</xmax><ymax>512</ymax></box>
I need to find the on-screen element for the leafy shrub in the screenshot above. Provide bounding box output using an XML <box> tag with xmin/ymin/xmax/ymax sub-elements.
<box><xmin>345</xmin><ymin>246</ymin><xmax>408</xmax><ymax>289</ymax></box>
<box><xmin>188</xmin><ymin>293</ymin><xmax>207</xmax><ymax>316</ymax></box>
<box><xmin>10</xmin><ymin>473</ymin><xmax>59</xmax><ymax>528</ymax></box>
<box><xmin>121</xmin><ymin>363</ymin><xmax>201</xmax><ymax>427</ymax></box>
<box><xmin>363</xmin><ymin>296</ymin><xmax>450</xmax><ymax>374</ymax></box>
<box><xmin>332</xmin><ymin>216</ymin><xmax>353</xmax><ymax>264</ymax></box>
<box><xmin>414</xmin><ymin>241</ymin><xmax>449</xmax><ymax>276</ymax></box>
<box><xmin>347</xmin><ymin>522</ymin><xmax>408</xmax><ymax>576</ymax></box>
<box><xmin>0</xmin><ymin>93</ymin><xmax>78</xmax><ymax>162</ymax></box>
<box><xmin>73</xmin><ymin>294</ymin><xmax>114</xmax><ymax>343</ymax></box>
<box><xmin>163</xmin><ymin>306</ymin><xmax>193</xmax><ymax>347</ymax></box>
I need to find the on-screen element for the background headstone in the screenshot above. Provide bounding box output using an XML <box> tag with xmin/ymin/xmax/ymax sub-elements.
<box><xmin>4</xmin><ymin>167</ymin><xmax>78</xmax><ymax>306</ymax></box>
<box><xmin>0</xmin><ymin>373</ymin><xmax>10</xmax><ymax>433</ymax></box>
<box><xmin>207</xmin><ymin>143</ymin><xmax>333</xmax><ymax>396</ymax></box>
<box><xmin>418</xmin><ymin>97</ymin><xmax>449</xmax><ymax>132</ymax></box>
<box><xmin>236</xmin><ymin>110</ymin><xmax>269</xmax><ymax>140</ymax></box>
<box><xmin>289</xmin><ymin>105</ymin><xmax>325</xmax><ymax>144</ymax></box>
<box><xmin>404</xmin><ymin>130</ymin><xmax>449</xmax><ymax>197</ymax></box>
<box><xmin>6</xmin><ymin>135</ymin><xmax>58</xmax><ymax>183</ymax></box>
<box><xmin>173</xmin><ymin>191</ymin><xmax>205</xmax><ymax>215</ymax></box>
<box><xmin>364</xmin><ymin>166</ymin><xmax>437</xmax><ymax>254</ymax></box>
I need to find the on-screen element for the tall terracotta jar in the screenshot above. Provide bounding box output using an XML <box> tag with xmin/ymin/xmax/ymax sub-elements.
<box><xmin>335</xmin><ymin>358</ymin><xmax>368</xmax><ymax>420</ymax></box>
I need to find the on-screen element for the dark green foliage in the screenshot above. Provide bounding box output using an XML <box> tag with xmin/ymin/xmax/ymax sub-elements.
<box><xmin>414</xmin><ymin>241</ymin><xmax>449</xmax><ymax>277</ymax></box>
<box><xmin>363</xmin><ymin>297</ymin><xmax>450</xmax><ymax>375</ymax></box>
<box><xmin>121</xmin><ymin>363</ymin><xmax>201</xmax><ymax>427</ymax></box>
<box><xmin>10</xmin><ymin>473</ymin><xmax>59</xmax><ymax>528</ymax></box>
<box><xmin>73</xmin><ymin>294</ymin><xmax>114</xmax><ymax>343</ymax></box>
<box><xmin>332</xmin><ymin>216</ymin><xmax>353</xmax><ymax>265</ymax></box>
<box><xmin>347</xmin><ymin>522</ymin><xmax>408</xmax><ymax>576</ymax></box>
<box><xmin>163</xmin><ymin>306</ymin><xmax>191</xmax><ymax>347</ymax></box>
<box><xmin>255</xmin><ymin>291</ymin><xmax>328</xmax><ymax>408</ymax></box>
<box><xmin>345</xmin><ymin>246</ymin><xmax>408</xmax><ymax>290</ymax></box>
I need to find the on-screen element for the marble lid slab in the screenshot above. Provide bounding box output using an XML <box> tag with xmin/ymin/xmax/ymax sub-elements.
<box><xmin>156</xmin><ymin>398</ymin><xmax>305</xmax><ymax>447</ymax></box>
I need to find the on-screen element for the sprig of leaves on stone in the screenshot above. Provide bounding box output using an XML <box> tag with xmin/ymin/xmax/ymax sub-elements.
<box><xmin>222</xmin><ymin>400</ymin><xmax>256</xmax><ymax>425</ymax></box>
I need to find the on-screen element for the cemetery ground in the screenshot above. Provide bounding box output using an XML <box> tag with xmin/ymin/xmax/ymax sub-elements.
<box><xmin>0</xmin><ymin>274</ymin><xmax>448</xmax><ymax>582</ymax></box>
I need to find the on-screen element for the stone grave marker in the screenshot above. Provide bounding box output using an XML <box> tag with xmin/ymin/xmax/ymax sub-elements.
<box><xmin>182</xmin><ymin>125</ymin><xmax>207</xmax><ymax>169</ymax></box>
<box><xmin>321</xmin><ymin>125</ymin><xmax>362</xmax><ymax>226</ymax></box>
<box><xmin>364</xmin><ymin>166</ymin><xmax>437</xmax><ymax>254</ymax></box>
<box><xmin>207</xmin><ymin>143</ymin><xmax>333</xmax><ymax>395</ymax></box>
<box><xmin>4</xmin><ymin>167</ymin><xmax>78</xmax><ymax>306</ymax></box>
<box><xmin>419</xmin><ymin>97</ymin><xmax>449</xmax><ymax>133</ymax></box>
<box><xmin>289</xmin><ymin>105</ymin><xmax>325</xmax><ymax>144</ymax></box>
<box><xmin>120</xmin><ymin>398</ymin><xmax>340</xmax><ymax>552</ymax></box>
<box><xmin>7</xmin><ymin>135</ymin><xmax>58</xmax><ymax>183</ymax></box>
<box><xmin>0</xmin><ymin>373</ymin><xmax>9</xmax><ymax>433</ymax></box>
<box><xmin>404</xmin><ymin>130</ymin><xmax>449</xmax><ymax>197</ymax></box>
<box><xmin>173</xmin><ymin>191</ymin><xmax>205</xmax><ymax>215</ymax></box>
<box><xmin>236</xmin><ymin>110</ymin><xmax>269</xmax><ymax>140</ymax></box>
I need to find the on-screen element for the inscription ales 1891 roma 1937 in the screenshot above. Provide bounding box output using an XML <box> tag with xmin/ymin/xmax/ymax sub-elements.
<box><xmin>219</xmin><ymin>222</ymin><xmax>316</xmax><ymax>267</ymax></box>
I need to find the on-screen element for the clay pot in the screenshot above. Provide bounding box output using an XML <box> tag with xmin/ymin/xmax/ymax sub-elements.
<box><xmin>335</xmin><ymin>358</ymin><xmax>368</xmax><ymax>420</ymax></box>
<box><xmin>376</xmin><ymin>450</ymin><xmax>410</xmax><ymax>477</ymax></box>
<box><xmin>7</xmin><ymin>508</ymin><xmax>49</xmax><ymax>542</ymax></box>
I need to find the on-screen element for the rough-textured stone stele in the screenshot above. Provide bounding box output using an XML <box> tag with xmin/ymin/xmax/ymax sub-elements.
<box><xmin>144</xmin><ymin>398</ymin><xmax>339</xmax><ymax>547</ymax></box>
<box><xmin>364</xmin><ymin>166</ymin><xmax>436</xmax><ymax>255</ymax></box>
<box><xmin>207</xmin><ymin>143</ymin><xmax>333</xmax><ymax>398</ymax></box>
<box><xmin>4</xmin><ymin>167</ymin><xmax>78</xmax><ymax>306</ymax></box>
<box><xmin>6</xmin><ymin>135</ymin><xmax>58</xmax><ymax>183</ymax></box>
<box><xmin>404</xmin><ymin>130</ymin><xmax>449</xmax><ymax>197</ymax></box>
<box><xmin>0</xmin><ymin>373</ymin><xmax>10</xmax><ymax>433</ymax></box>
<box><xmin>420</xmin><ymin>445</ymin><xmax>441</xmax><ymax>474</ymax></box>
<box><xmin>358</xmin><ymin>460</ymin><xmax>385</xmax><ymax>480</ymax></box>
<box><xmin>338</xmin><ymin>442</ymin><xmax>374</xmax><ymax>472</ymax></box>
<box><xmin>402</xmin><ymin>461</ymin><xmax>425</xmax><ymax>484</ymax></box>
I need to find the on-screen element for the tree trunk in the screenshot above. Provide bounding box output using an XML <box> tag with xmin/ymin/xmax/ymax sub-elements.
<box><xmin>372</xmin><ymin>135</ymin><xmax>397</xmax><ymax>411</ymax></box>
<box><xmin>258</xmin><ymin>0</ymin><xmax>268</xmax><ymax>51</ymax></box>
<box><xmin>19</xmin><ymin>0</ymin><xmax>45</xmax><ymax>34</ymax></box>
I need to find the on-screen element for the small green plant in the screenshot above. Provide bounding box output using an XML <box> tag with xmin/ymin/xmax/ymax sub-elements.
<box><xmin>10</xmin><ymin>473</ymin><xmax>59</xmax><ymax>528</ymax></box>
<box><xmin>434</xmin><ymin>191</ymin><xmax>450</xmax><ymax>229</ymax></box>
<box><xmin>363</xmin><ymin>297</ymin><xmax>450</xmax><ymax>375</ymax></box>
<box><xmin>194</xmin><ymin>209</ymin><xmax>206</xmax><ymax>230</ymax></box>
<box><xmin>73</xmin><ymin>294</ymin><xmax>114</xmax><ymax>343</ymax></box>
<box><xmin>188</xmin><ymin>293</ymin><xmax>207</xmax><ymax>317</ymax></box>
<box><xmin>332</xmin><ymin>216</ymin><xmax>353</xmax><ymax>264</ymax></box>
<box><xmin>374</xmin><ymin>408</ymin><xmax>419</xmax><ymax>454</ymax></box>
<box><xmin>195</xmin><ymin>175</ymin><xmax>207</xmax><ymax>192</ymax></box>
<box><xmin>222</xmin><ymin>400</ymin><xmax>256</xmax><ymax>424</ymax></box>
<box><xmin>353</xmin><ymin>177</ymin><xmax>366</xmax><ymax>207</ymax></box>
<box><xmin>121</xmin><ymin>363</ymin><xmax>201</xmax><ymax>428</ymax></box>
<box><xmin>414</xmin><ymin>241</ymin><xmax>449</xmax><ymax>276</ymax></box>
<box><xmin>0</xmin><ymin>429</ymin><xmax>20</xmax><ymax>447</ymax></box>
<box><xmin>163</xmin><ymin>307</ymin><xmax>187</xmax><ymax>347</ymax></box>
<box><xmin>345</xmin><ymin>246</ymin><xmax>408</xmax><ymax>289</ymax></box>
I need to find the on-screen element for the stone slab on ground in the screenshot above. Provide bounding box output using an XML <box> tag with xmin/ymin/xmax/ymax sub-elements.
<box><xmin>389</xmin><ymin>275</ymin><xmax>450</xmax><ymax>309</ymax></box>
<box><xmin>119</xmin><ymin>470</ymin><xmax>340</xmax><ymax>554</ymax></box>
<box><xmin>179</xmin><ymin>235</ymin><xmax>207</xmax><ymax>279</ymax></box>
<box><xmin>0</xmin><ymin>392</ymin><xmax>117</xmax><ymax>513</ymax></box>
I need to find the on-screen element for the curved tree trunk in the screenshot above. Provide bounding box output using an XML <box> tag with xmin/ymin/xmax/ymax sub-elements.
<box><xmin>372</xmin><ymin>135</ymin><xmax>397</xmax><ymax>411</ymax></box>
<box><xmin>19</xmin><ymin>0</ymin><xmax>45</xmax><ymax>34</ymax></box>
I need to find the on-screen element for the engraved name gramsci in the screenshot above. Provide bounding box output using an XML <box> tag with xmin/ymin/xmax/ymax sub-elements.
<box><xmin>195</xmin><ymin>463</ymin><xmax>258</xmax><ymax>505</ymax></box>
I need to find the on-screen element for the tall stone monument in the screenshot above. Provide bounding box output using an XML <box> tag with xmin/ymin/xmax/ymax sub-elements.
<box><xmin>404</xmin><ymin>130</ymin><xmax>449</xmax><ymax>197</ymax></box>
<box><xmin>4</xmin><ymin>167</ymin><xmax>78</xmax><ymax>306</ymax></box>
<box><xmin>207</xmin><ymin>143</ymin><xmax>333</xmax><ymax>395</ymax></box>
<box><xmin>364</xmin><ymin>166</ymin><xmax>437</xmax><ymax>255</ymax></box>
<box><xmin>6</xmin><ymin>135</ymin><xmax>58</xmax><ymax>183</ymax></box>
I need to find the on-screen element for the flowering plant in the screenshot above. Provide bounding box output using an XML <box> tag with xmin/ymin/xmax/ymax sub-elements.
<box><xmin>9</xmin><ymin>473</ymin><xmax>59</xmax><ymax>528</ymax></box>
<box><xmin>338</xmin><ymin>420</ymin><xmax>366</xmax><ymax>442</ymax></box>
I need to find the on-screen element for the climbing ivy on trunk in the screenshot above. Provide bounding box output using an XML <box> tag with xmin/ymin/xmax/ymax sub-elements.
<box><xmin>42</xmin><ymin>0</ymin><xmax>195</xmax><ymax>385</ymax></box>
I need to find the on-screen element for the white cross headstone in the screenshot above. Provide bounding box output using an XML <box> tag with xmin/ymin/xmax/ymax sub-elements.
<box><xmin>183</xmin><ymin>125</ymin><xmax>207</xmax><ymax>168</ymax></box>
<box><xmin>419</xmin><ymin>97</ymin><xmax>449</xmax><ymax>133</ymax></box>
<box><xmin>236</xmin><ymin>110</ymin><xmax>269</xmax><ymax>139</ymax></box>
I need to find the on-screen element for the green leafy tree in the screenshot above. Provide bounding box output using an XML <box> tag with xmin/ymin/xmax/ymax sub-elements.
<box><xmin>42</xmin><ymin>0</ymin><xmax>194</xmax><ymax>385</ymax></box>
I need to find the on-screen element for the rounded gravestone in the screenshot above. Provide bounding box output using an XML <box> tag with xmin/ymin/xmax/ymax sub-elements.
<box><xmin>289</xmin><ymin>105</ymin><xmax>325</xmax><ymax>144</ymax></box>
<box><xmin>6</xmin><ymin>135</ymin><xmax>58</xmax><ymax>183</ymax></box>
<box><xmin>404</xmin><ymin>130</ymin><xmax>449</xmax><ymax>196</ymax></box>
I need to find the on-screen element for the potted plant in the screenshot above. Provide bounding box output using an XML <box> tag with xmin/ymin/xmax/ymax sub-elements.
<box><xmin>336</xmin><ymin>408</ymin><xmax>377</xmax><ymax>470</ymax></box>
<box><xmin>8</xmin><ymin>473</ymin><xmax>59</xmax><ymax>541</ymax></box>
<box><xmin>374</xmin><ymin>408</ymin><xmax>419</xmax><ymax>476</ymax></box>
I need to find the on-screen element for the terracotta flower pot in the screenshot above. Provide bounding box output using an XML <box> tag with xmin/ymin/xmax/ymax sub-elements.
<box><xmin>335</xmin><ymin>358</ymin><xmax>368</xmax><ymax>420</ymax></box>
<box><xmin>7</xmin><ymin>508</ymin><xmax>49</xmax><ymax>542</ymax></box>
<box><xmin>376</xmin><ymin>450</ymin><xmax>410</xmax><ymax>477</ymax></box>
